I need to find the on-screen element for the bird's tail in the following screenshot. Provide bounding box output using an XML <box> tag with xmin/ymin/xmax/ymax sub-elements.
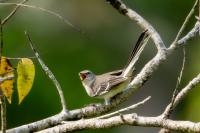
<box><xmin>122</xmin><ymin>30</ymin><xmax>150</xmax><ymax>77</ymax></box>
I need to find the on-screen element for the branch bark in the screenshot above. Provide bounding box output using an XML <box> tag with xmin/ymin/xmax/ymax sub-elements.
<box><xmin>0</xmin><ymin>96</ymin><xmax>6</xmax><ymax>133</ymax></box>
<box><xmin>25</xmin><ymin>32</ymin><xmax>69</xmax><ymax>113</ymax></box>
<box><xmin>106</xmin><ymin>0</ymin><xmax>166</xmax><ymax>51</ymax></box>
<box><xmin>37</xmin><ymin>114</ymin><xmax>200</xmax><ymax>133</ymax></box>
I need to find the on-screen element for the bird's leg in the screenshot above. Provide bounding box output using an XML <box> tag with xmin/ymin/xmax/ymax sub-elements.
<box><xmin>104</xmin><ymin>98</ymin><xmax>111</xmax><ymax>105</ymax></box>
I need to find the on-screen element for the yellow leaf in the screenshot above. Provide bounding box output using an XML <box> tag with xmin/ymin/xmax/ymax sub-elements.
<box><xmin>17</xmin><ymin>58</ymin><xmax>35</xmax><ymax>104</ymax></box>
<box><xmin>0</xmin><ymin>57</ymin><xmax>14</xmax><ymax>104</ymax></box>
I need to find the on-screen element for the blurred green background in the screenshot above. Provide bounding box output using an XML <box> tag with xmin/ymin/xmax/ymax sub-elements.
<box><xmin>0</xmin><ymin>0</ymin><xmax>200</xmax><ymax>132</ymax></box>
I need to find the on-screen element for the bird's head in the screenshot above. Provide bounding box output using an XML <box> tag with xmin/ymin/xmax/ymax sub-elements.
<box><xmin>79</xmin><ymin>70</ymin><xmax>96</xmax><ymax>97</ymax></box>
<box><xmin>79</xmin><ymin>70</ymin><xmax>96</xmax><ymax>85</ymax></box>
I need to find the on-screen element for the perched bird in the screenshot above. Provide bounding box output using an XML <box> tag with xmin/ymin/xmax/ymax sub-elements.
<box><xmin>79</xmin><ymin>30</ymin><xmax>150</xmax><ymax>105</ymax></box>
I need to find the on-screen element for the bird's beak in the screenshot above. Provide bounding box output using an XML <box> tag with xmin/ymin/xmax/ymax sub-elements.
<box><xmin>79</xmin><ymin>72</ymin><xmax>86</xmax><ymax>81</ymax></box>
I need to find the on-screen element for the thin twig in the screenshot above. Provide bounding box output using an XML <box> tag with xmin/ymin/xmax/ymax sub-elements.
<box><xmin>96</xmin><ymin>96</ymin><xmax>151</xmax><ymax>119</ymax></box>
<box><xmin>199</xmin><ymin>0</ymin><xmax>200</xmax><ymax>35</ymax></box>
<box><xmin>159</xmin><ymin>48</ymin><xmax>186</xmax><ymax>133</ymax></box>
<box><xmin>170</xmin><ymin>0</ymin><xmax>198</xmax><ymax>48</ymax></box>
<box><xmin>173</xmin><ymin>73</ymin><xmax>200</xmax><ymax>108</ymax></box>
<box><xmin>24</xmin><ymin>31</ymin><xmax>68</xmax><ymax>113</ymax></box>
<box><xmin>6</xmin><ymin>56</ymin><xmax>36</xmax><ymax>60</ymax></box>
<box><xmin>0</xmin><ymin>75</ymin><xmax>14</xmax><ymax>83</ymax></box>
<box><xmin>0</xmin><ymin>96</ymin><xmax>6</xmax><ymax>133</ymax></box>
<box><xmin>161</xmin><ymin>73</ymin><xmax>200</xmax><ymax>119</ymax></box>
<box><xmin>198</xmin><ymin>0</ymin><xmax>200</xmax><ymax>17</ymax></box>
<box><xmin>0</xmin><ymin>19</ymin><xmax>6</xmax><ymax>133</ymax></box>
<box><xmin>158</xmin><ymin>73</ymin><xmax>200</xmax><ymax>133</ymax></box>
<box><xmin>172</xmin><ymin>48</ymin><xmax>186</xmax><ymax>101</ymax></box>
<box><xmin>177</xmin><ymin>21</ymin><xmax>200</xmax><ymax>45</ymax></box>
<box><xmin>1</xmin><ymin>0</ymin><xmax>28</xmax><ymax>26</ymax></box>
<box><xmin>0</xmin><ymin>20</ymin><xmax>3</xmax><ymax>57</ymax></box>
<box><xmin>0</xmin><ymin>2</ymin><xmax>81</xmax><ymax>33</ymax></box>
<box><xmin>164</xmin><ymin>48</ymin><xmax>186</xmax><ymax>118</ymax></box>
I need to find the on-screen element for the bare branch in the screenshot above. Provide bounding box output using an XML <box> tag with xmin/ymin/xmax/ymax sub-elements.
<box><xmin>6</xmin><ymin>56</ymin><xmax>36</xmax><ymax>60</ymax></box>
<box><xmin>159</xmin><ymin>48</ymin><xmax>186</xmax><ymax>133</ymax></box>
<box><xmin>161</xmin><ymin>73</ymin><xmax>200</xmax><ymax>118</ymax></box>
<box><xmin>106</xmin><ymin>0</ymin><xmax>166</xmax><ymax>51</ymax></box>
<box><xmin>97</xmin><ymin>96</ymin><xmax>151</xmax><ymax>119</ymax></box>
<box><xmin>6</xmin><ymin>96</ymin><xmax>150</xmax><ymax>133</ymax></box>
<box><xmin>173</xmin><ymin>73</ymin><xmax>200</xmax><ymax>107</ymax></box>
<box><xmin>159</xmin><ymin>71</ymin><xmax>200</xmax><ymax>133</ymax></box>
<box><xmin>0</xmin><ymin>17</ymin><xmax>6</xmax><ymax>133</ymax></box>
<box><xmin>0</xmin><ymin>75</ymin><xmax>14</xmax><ymax>83</ymax></box>
<box><xmin>163</xmin><ymin>48</ymin><xmax>186</xmax><ymax>119</ymax></box>
<box><xmin>37</xmin><ymin>114</ymin><xmax>200</xmax><ymax>133</ymax></box>
<box><xmin>169</xmin><ymin>0</ymin><xmax>198</xmax><ymax>49</ymax></box>
<box><xmin>25</xmin><ymin>32</ymin><xmax>68</xmax><ymax>113</ymax></box>
<box><xmin>0</xmin><ymin>2</ymin><xmax>81</xmax><ymax>32</ymax></box>
<box><xmin>1</xmin><ymin>0</ymin><xmax>28</xmax><ymax>26</ymax></box>
<box><xmin>6</xmin><ymin>112</ymin><xmax>68</xmax><ymax>133</ymax></box>
<box><xmin>199</xmin><ymin>0</ymin><xmax>200</xmax><ymax>35</ymax></box>
<box><xmin>0</xmin><ymin>19</ymin><xmax>3</xmax><ymax>57</ymax></box>
<box><xmin>177</xmin><ymin>22</ymin><xmax>200</xmax><ymax>45</ymax></box>
<box><xmin>0</xmin><ymin>96</ymin><xmax>6</xmax><ymax>133</ymax></box>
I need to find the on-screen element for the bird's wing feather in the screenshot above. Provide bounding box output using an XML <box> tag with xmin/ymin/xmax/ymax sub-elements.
<box><xmin>93</xmin><ymin>75</ymin><xmax>127</xmax><ymax>96</ymax></box>
<box><xmin>106</xmin><ymin>69</ymin><xmax>123</xmax><ymax>76</ymax></box>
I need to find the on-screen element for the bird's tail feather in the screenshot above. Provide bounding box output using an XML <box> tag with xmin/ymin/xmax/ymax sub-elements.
<box><xmin>122</xmin><ymin>30</ymin><xmax>150</xmax><ymax>77</ymax></box>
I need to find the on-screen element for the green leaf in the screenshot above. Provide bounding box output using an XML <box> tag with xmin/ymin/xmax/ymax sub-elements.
<box><xmin>17</xmin><ymin>58</ymin><xmax>35</xmax><ymax>104</ymax></box>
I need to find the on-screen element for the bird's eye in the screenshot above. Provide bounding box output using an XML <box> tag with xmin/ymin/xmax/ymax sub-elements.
<box><xmin>86</xmin><ymin>72</ymin><xmax>91</xmax><ymax>75</ymax></box>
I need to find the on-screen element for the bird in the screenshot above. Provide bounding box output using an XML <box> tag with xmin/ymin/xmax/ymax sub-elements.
<box><xmin>79</xmin><ymin>30</ymin><xmax>150</xmax><ymax>105</ymax></box>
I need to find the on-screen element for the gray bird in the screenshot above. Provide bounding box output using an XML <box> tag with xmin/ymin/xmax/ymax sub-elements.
<box><xmin>79</xmin><ymin>31</ymin><xmax>150</xmax><ymax>105</ymax></box>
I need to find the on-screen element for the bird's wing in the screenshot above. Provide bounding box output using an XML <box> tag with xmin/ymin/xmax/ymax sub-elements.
<box><xmin>93</xmin><ymin>75</ymin><xmax>127</xmax><ymax>96</ymax></box>
<box><xmin>106</xmin><ymin>69</ymin><xmax>123</xmax><ymax>76</ymax></box>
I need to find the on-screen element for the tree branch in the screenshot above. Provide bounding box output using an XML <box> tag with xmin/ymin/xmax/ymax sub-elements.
<box><xmin>1</xmin><ymin>0</ymin><xmax>29</xmax><ymax>26</ymax></box>
<box><xmin>96</xmin><ymin>96</ymin><xmax>151</xmax><ymax>119</ymax></box>
<box><xmin>0</xmin><ymin>96</ymin><xmax>6</xmax><ymax>133</ymax></box>
<box><xmin>157</xmin><ymin>73</ymin><xmax>200</xmax><ymax>132</ymax></box>
<box><xmin>177</xmin><ymin>22</ymin><xmax>200</xmax><ymax>45</ymax></box>
<box><xmin>159</xmin><ymin>74</ymin><xmax>200</xmax><ymax>133</ymax></box>
<box><xmin>173</xmin><ymin>0</ymin><xmax>198</xmax><ymax>44</ymax></box>
<box><xmin>169</xmin><ymin>0</ymin><xmax>198</xmax><ymax>50</ymax></box>
<box><xmin>106</xmin><ymin>0</ymin><xmax>166</xmax><ymax>51</ymax></box>
<box><xmin>37</xmin><ymin>114</ymin><xmax>200</xmax><ymax>133</ymax></box>
<box><xmin>0</xmin><ymin>2</ymin><xmax>81</xmax><ymax>32</ymax></box>
<box><xmin>159</xmin><ymin>48</ymin><xmax>186</xmax><ymax>133</ymax></box>
<box><xmin>164</xmin><ymin>73</ymin><xmax>200</xmax><ymax>113</ymax></box>
<box><xmin>0</xmin><ymin>75</ymin><xmax>14</xmax><ymax>83</ymax></box>
<box><xmin>25</xmin><ymin>32</ymin><xmax>69</xmax><ymax>113</ymax></box>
